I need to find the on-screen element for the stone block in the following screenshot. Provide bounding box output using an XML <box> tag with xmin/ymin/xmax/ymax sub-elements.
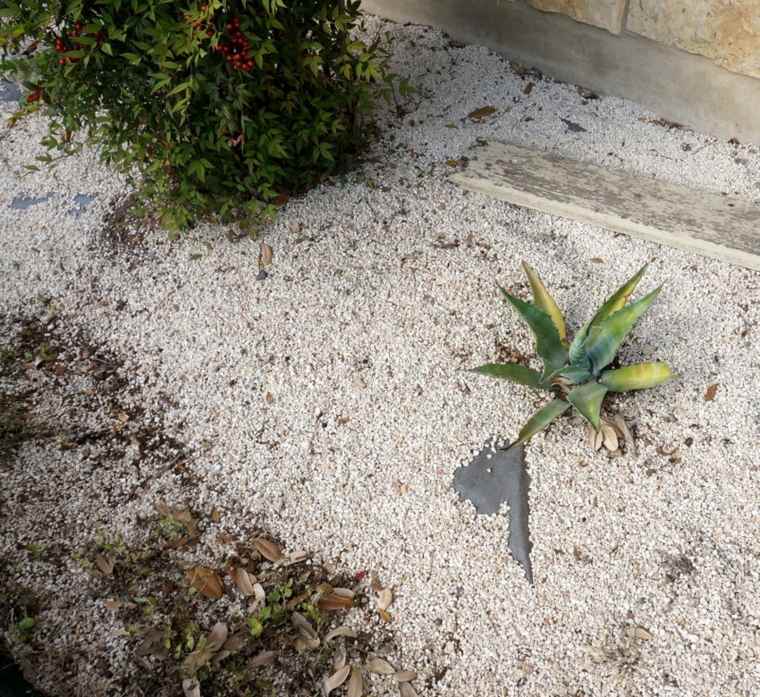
<box><xmin>528</xmin><ymin>0</ymin><xmax>626</xmax><ymax>33</ymax></box>
<box><xmin>627</xmin><ymin>1</ymin><xmax>760</xmax><ymax>79</ymax></box>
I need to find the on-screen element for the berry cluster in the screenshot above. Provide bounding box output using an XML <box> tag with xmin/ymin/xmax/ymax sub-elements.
<box><xmin>26</xmin><ymin>88</ymin><xmax>42</xmax><ymax>104</ymax></box>
<box><xmin>212</xmin><ymin>16</ymin><xmax>253</xmax><ymax>72</ymax></box>
<box><xmin>53</xmin><ymin>22</ymin><xmax>105</xmax><ymax>65</ymax></box>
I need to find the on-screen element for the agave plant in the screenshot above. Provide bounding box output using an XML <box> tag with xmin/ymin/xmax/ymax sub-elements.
<box><xmin>472</xmin><ymin>262</ymin><xmax>673</xmax><ymax>449</ymax></box>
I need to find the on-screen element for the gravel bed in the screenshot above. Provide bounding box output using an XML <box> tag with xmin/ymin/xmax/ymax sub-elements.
<box><xmin>1</xmin><ymin>15</ymin><xmax>759</xmax><ymax>697</ymax></box>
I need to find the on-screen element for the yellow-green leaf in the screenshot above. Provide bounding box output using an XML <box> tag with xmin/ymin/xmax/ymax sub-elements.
<box><xmin>569</xmin><ymin>264</ymin><xmax>649</xmax><ymax>364</ymax></box>
<box><xmin>600</xmin><ymin>362</ymin><xmax>673</xmax><ymax>392</ymax></box>
<box><xmin>522</xmin><ymin>261</ymin><xmax>566</xmax><ymax>341</ymax></box>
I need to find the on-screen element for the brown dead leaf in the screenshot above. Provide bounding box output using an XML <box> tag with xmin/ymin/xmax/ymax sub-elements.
<box><xmin>611</xmin><ymin>414</ymin><xmax>635</xmax><ymax>454</ymax></box>
<box><xmin>347</xmin><ymin>666</ymin><xmax>363</xmax><ymax>697</ymax></box>
<box><xmin>253</xmin><ymin>537</ymin><xmax>283</xmax><ymax>562</ymax></box>
<box><xmin>250</xmin><ymin>650</ymin><xmax>277</xmax><ymax>668</ymax></box>
<box><xmin>376</xmin><ymin>588</ymin><xmax>393</xmax><ymax>611</ymax></box>
<box><xmin>704</xmin><ymin>383</ymin><xmax>718</xmax><ymax>401</ymax></box>
<box><xmin>467</xmin><ymin>106</ymin><xmax>497</xmax><ymax>122</ymax></box>
<box><xmin>104</xmin><ymin>599</ymin><xmax>122</xmax><ymax>610</ymax></box>
<box><xmin>324</xmin><ymin>665</ymin><xmax>351</xmax><ymax>695</ymax></box>
<box><xmin>95</xmin><ymin>554</ymin><xmax>115</xmax><ymax>576</ymax></box>
<box><xmin>366</xmin><ymin>657</ymin><xmax>395</xmax><ymax>675</ymax></box>
<box><xmin>186</xmin><ymin>566</ymin><xmax>224</xmax><ymax>599</ymax></box>
<box><xmin>319</xmin><ymin>588</ymin><xmax>354</xmax><ymax>611</ymax></box>
<box><xmin>590</xmin><ymin>257</ymin><xmax>605</xmax><ymax>264</ymax></box>
<box><xmin>325</xmin><ymin>626</ymin><xmax>358</xmax><ymax>642</ymax></box>
<box><xmin>395</xmin><ymin>671</ymin><xmax>417</xmax><ymax>683</ymax></box>
<box><xmin>399</xmin><ymin>683</ymin><xmax>418</xmax><ymax>697</ymax></box>
<box><xmin>284</xmin><ymin>550</ymin><xmax>309</xmax><ymax>566</ymax></box>
<box><xmin>206</xmin><ymin>622</ymin><xmax>228</xmax><ymax>652</ymax></box>
<box><xmin>378</xmin><ymin>608</ymin><xmax>393</xmax><ymax>623</ymax></box>
<box><xmin>291</xmin><ymin>612</ymin><xmax>319</xmax><ymax>642</ymax></box>
<box><xmin>632</xmin><ymin>625</ymin><xmax>653</xmax><ymax>641</ymax></box>
<box><xmin>601</xmin><ymin>423</ymin><xmax>619</xmax><ymax>452</ymax></box>
<box><xmin>259</xmin><ymin>241</ymin><xmax>273</xmax><ymax>269</ymax></box>
<box><xmin>230</xmin><ymin>567</ymin><xmax>256</xmax><ymax>597</ymax></box>
<box><xmin>210</xmin><ymin>509</ymin><xmax>221</xmax><ymax>523</ymax></box>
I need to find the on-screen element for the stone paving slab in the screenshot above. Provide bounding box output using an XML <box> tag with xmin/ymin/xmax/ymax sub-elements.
<box><xmin>450</xmin><ymin>140</ymin><xmax>760</xmax><ymax>271</ymax></box>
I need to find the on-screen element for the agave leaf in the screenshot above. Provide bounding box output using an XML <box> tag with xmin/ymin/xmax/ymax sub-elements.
<box><xmin>590</xmin><ymin>263</ymin><xmax>649</xmax><ymax>325</ymax></box>
<box><xmin>522</xmin><ymin>262</ymin><xmax>567</xmax><ymax>342</ymax></box>
<box><xmin>516</xmin><ymin>399</ymin><xmax>571</xmax><ymax>444</ymax></box>
<box><xmin>470</xmin><ymin>363</ymin><xmax>544</xmax><ymax>389</ymax></box>
<box><xmin>559</xmin><ymin>364</ymin><xmax>592</xmax><ymax>385</ymax></box>
<box><xmin>567</xmin><ymin>382</ymin><xmax>609</xmax><ymax>430</ymax></box>
<box><xmin>600</xmin><ymin>362</ymin><xmax>673</xmax><ymax>392</ymax></box>
<box><xmin>500</xmin><ymin>288</ymin><xmax>568</xmax><ymax>376</ymax></box>
<box><xmin>568</xmin><ymin>264</ymin><xmax>648</xmax><ymax>364</ymax></box>
<box><xmin>583</xmin><ymin>287</ymin><xmax>662</xmax><ymax>375</ymax></box>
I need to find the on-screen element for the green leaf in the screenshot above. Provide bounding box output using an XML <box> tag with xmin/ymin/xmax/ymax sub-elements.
<box><xmin>583</xmin><ymin>287</ymin><xmax>662</xmax><ymax>375</ymax></box>
<box><xmin>516</xmin><ymin>399</ymin><xmax>571</xmax><ymax>444</ymax></box>
<box><xmin>470</xmin><ymin>363</ymin><xmax>543</xmax><ymax>389</ymax></box>
<box><xmin>559</xmin><ymin>365</ymin><xmax>592</xmax><ymax>385</ymax></box>
<box><xmin>101</xmin><ymin>43</ymin><xmax>113</xmax><ymax>55</ymax></box>
<box><xmin>567</xmin><ymin>381</ymin><xmax>608</xmax><ymax>430</ymax></box>
<box><xmin>600</xmin><ymin>362</ymin><xmax>673</xmax><ymax>392</ymax></box>
<box><xmin>569</xmin><ymin>264</ymin><xmax>649</xmax><ymax>364</ymax></box>
<box><xmin>522</xmin><ymin>261</ymin><xmax>567</xmax><ymax>342</ymax></box>
<box><xmin>500</xmin><ymin>288</ymin><xmax>568</xmax><ymax>377</ymax></box>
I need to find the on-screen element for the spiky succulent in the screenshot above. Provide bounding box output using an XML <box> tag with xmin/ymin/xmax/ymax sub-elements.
<box><xmin>472</xmin><ymin>262</ymin><xmax>673</xmax><ymax>446</ymax></box>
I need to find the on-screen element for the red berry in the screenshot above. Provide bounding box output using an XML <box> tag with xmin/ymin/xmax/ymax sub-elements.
<box><xmin>59</xmin><ymin>58</ymin><xmax>66</xmax><ymax>64</ymax></box>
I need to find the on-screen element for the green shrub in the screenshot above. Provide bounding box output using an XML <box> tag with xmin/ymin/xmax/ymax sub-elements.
<box><xmin>1</xmin><ymin>0</ymin><xmax>393</xmax><ymax>231</ymax></box>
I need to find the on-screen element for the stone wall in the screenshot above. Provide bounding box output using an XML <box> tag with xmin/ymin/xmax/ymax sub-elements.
<box><xmin>526</xmin><ymin>0</ymin><xmax>760</xmax><ymax>79</ymax></box>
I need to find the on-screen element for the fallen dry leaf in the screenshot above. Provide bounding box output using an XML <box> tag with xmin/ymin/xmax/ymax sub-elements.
<box><xmin>332</xmin><ymin>644</ymin><xmax>347</xmax><ymax>671</ymax></box>
<box><xmin>467</xmin><ymin>105</ymin><xmax>497</xmax><ymax>122</ymax></box>
<box><xmin>250</xmin><ymin>650</ymin><xmax>277</xmax><ymax>668</ymax></box>
<box><xmin>366</xmin><ymin>657</ymin><xmax>395</xmax><ymax>675</ymax></box>
<box><xmin>182</xmin><ymin>678</ymin><xmax>201</xmax><ymax>697</ymax></box>
<box><xmin>601</xmin><ymin>423</ymin><xmax>619</xmax><ymax>452</ymax></box>
<box><xmin>186</xmin><ymin>566</ymin><xmax>224</xmax><ymax>599</ymax></box>
<box><xmin>378</xmin><ymin>608</ymin><xmax>393</xmax><ymax>623</ymax></box>
<box><xmin>95</xmin><ymin>554</ymin><xmax>115</xmax><ymax>576</ymax></box>
<box><xmin>399</xmin><ymin>683</ymin><xmax>418</xmax><ymax>697</ymax></box>
<box><xmin>325</xmin><ymin>626</ymin><xmax>358</xmax><ymax>642</ymax></box>
<box><xmin>210</xmin><ymin>509</ymin><xmax>221</xmax><ymax>523</ymax></box>
<box><xmin>324</xmin><ymin>665</ymin><xmax>351</xmax><ymax>695</ymax></box>
<box><xmin>230</xmin><ymin>567</ymin><xmax>255</xmax><ymax>597</ymax></box>
<box><xmin>253</xmin><ymin>537</ymin><xmax>283</xmax><ymax>562</ymax></box>
<box><xmin>632</xmin><ymin>626</ymin><xmax>653</xmax><ymax>641</ymax></box>
<box><xmin>284</xmin><ymin>550</ymin><xmax>309</xmax><ymax>566</ymax></box>
<box><xmin>347</xmin><ymin>666</ymin><xmax>363</xmax><ymax>697</ymax></box>
<box><xmin>206</xmin><ymin>623</ymin><xmax>228</xmax><ymax>652</ymax></box>
<box><xmin>376</xmin><ymin>588</ymin><xmax>393</xmax><ymax>611</ymax></box>
<box><xmin>611</xmin><ymin>414</ymin><xmax>635</xmax><ymax>453</ymax></box>
<box><xmin>704</xmin><ymin>383</ymin><xmax>718</xmax><ymax>401</ymax></box>
<box><xmin>259</xmin><ymin>241</ymin><xmax>273</xmax><ymax>269</ymax></box>
<box><xmin>395</xmin><ymin>671</ymin><xmax>417</xmax><ymax>683</ymax></box>
<box><xmin>291</xmin><ymin>612</ymin><xmax>318</xmax><ymax>642</ymax></box>
<box><xmin>319</xmin><ymin>590</ymin><xmax>354</xmax><ymax>611</ymax></box>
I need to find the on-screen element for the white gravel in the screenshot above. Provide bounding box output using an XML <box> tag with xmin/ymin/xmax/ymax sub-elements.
<box><xmin>1</xmin><ymin>15</ymin><xmax>759</xmax><ymax>697</ymax></box>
